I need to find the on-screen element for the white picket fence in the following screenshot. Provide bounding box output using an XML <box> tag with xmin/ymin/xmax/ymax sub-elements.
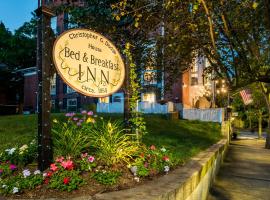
<box><xmin>97</xmin><ymin>102</ymin><xmax>224</xmax><ymax>123</ymax></box>
<box><xmin>97</xmin><ymin>102</ymin><xmax>176</xmax><ymax>114</ymax></box>
<box><xmin>182</xmin><ymin>108</ymin><xmax>224</xmax><ymax>123</ymax></box>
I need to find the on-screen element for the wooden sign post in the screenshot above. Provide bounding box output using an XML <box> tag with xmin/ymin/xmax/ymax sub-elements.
<box><xmin>36</xmin><ymin>5</ymin><xmax>54</xmax><ymax>171</ymax></box>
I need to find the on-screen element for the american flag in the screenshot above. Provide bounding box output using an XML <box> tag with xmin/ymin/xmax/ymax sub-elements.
<box><xmin>240</xmin><ymin>89</ymin><xmax>253</xmax><ymax>105</ymax></box>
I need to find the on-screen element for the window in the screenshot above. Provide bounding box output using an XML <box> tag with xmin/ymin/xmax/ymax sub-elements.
<box><xmin>67</xmin><ymin>98</ymin><xmax>77</xmax><ymax>111</ymax></box>
<box><xmin>99</xmin><ymin>97</ymin><xmax>110</xmax><ymax>103</ymax></box>
<box><xmin>141</xmin><ymin>92</ymin><xmax>156</xmax><ymax>103</ymax></box>
<box><xmin>50</xmin><ymin>74</ymin><xmax>56</xmax><ymax>95</ymax></box>
<box><xmin>191</xmin><ymin>60</ymin><xmax>198</xmax><ymax>86</ymax></box>
<box><xmin>113</xmin><ymin>96</ymin><xmax>121</xmax><ymax>103</ymax></box>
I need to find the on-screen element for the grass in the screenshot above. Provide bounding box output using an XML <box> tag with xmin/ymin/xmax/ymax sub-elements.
<box><xmin>0</xmin><ymin>114</ymin><xmax>221</xmax><ymax>163</ymax></box>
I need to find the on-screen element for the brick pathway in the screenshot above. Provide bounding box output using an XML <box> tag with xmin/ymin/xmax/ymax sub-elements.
<box><xmin>208</xmin><ymin>133</ymin><xmax>270</xmax><ymax>200</ymax></box>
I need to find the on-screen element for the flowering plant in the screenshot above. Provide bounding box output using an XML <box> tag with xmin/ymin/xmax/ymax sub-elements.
<box><xmin>44</xmin><ymin>157</ymin><xmax>84</xmax><ymax>192</ymax></box>
<box><xmin>0</xmin><ymin>140</ymin><xmax>37</xmax><ymax>166</ymax></box>
<box><xmin>51</xmin><ymin>111</ymin><xmax>97</xmax><ymax>157</ymax></box>
<box><xmin>0</xmin><ymin>169</ymin><xmax>43</xmax><ymax>194</ymax></box>
<box><xmin>131</xmin><ymin>145</ymin><xmax>174</xmax><ymax>177</ymax></box>
<box><xmin>78</xmin><ymin>153</ymin><xmax>97</xmax><ymax>171</ymax></box>
<box><xmin>0</xmin><ymin>162</ymin><xmax>17</xmax><ymax>178</ymax></box>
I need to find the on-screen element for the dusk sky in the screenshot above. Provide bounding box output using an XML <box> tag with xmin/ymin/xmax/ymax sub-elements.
<box><xmin>0</xmin><ymin>0</ymin><xmax>38</xmax><ymax>32</ymax></box>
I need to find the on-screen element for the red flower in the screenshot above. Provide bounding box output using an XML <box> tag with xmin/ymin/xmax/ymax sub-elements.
<box><xmin>150</xmin><ymin>145</ymin><xmax>156</xmax><ymax>150</ymax></box>
<box><xmin>162</xmin><ymin>156</ymin><xmax>170</xmax><ymax>162</ymax></box>
<box><xmin>61</xmin><ymin>160</ymin><xmax>74</xmax><ymax>170</ymax></box>
<box><xmin>44</xmin><ymin>178</ymin><xmax>50</xmax><ymax>184</ymax></box>
<box><xmin>50</xmin><ymin>163</ymin><xmax>58</xmax><ymax>172</ymax></box>
<box><xmin>46</xmin><ymin>171</ymin><xmax>53</xmax><ymax>177</ymax></box>
<box><xmin>63</xmin><ymin>177</ymin><xmax>70</xmax><ymax>185</ymax></box>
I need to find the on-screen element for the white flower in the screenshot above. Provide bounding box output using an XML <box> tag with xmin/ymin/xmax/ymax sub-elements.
<box><xmin>2</xmin><ymin>184</ymin><xmax>7</xmax><ymax>189</ymax></box>
<box><xmin>164</xmin><ymin>166</ymin><xmax>170</xmax><ymax>173</ymax></box>
<box><xmin>22</xmin><ymin>169</ymin><xmax>31</xmax><ymax>178</ymax></box>
<box><xmin>161</xmin><ymin>147</ymin><xmax>167</xmax><ymax>152</ymax></box>
<box><xmin>34</xmin><ymin>170</ymin><xmax>41</xmax><ymax>175</ymax></box>
<box><xmin>12</xmin><ymin>187</ymin><xmax>19</xmax><ymax>194</ymax></box>
<box><xmin>43</xmin><ymin>173</ymin><xmax>47</xmax><ymax>177</ymax></box>
<box><xmin>5</xmin><ymin>148</ymin><xmax>16</xmax><ymax>155</ymax></box>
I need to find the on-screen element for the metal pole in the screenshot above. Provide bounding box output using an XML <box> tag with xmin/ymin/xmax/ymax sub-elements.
<box><xmin>35</xmin><ymin>5</ymin><xmax>55</xmax><ymax>171</ymax></box>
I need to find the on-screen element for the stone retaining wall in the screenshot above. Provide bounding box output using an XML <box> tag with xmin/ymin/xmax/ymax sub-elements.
<box><xmin>94</xmin><ymin>139</ymin><xmax>228</xmax><ymax>200</ymax></box>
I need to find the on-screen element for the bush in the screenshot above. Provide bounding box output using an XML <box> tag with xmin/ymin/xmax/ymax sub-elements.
<box><xmin>86</xmin><ymin>120</ymin><xmax>139</xmax><ymax>166</ymax></box>
<box><xmin>0</xmin><ymin>140</ymin><xmax>37</xmax><ymax>166</ymax></box>
<box><xmin>51</xmin><ymin>112</ymin><xmax>96</xmax><ymax>157</ymax></box>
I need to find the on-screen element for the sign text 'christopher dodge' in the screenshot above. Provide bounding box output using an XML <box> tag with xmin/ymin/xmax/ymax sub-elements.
<box><xmin>53</xmin><ymin>29</ymin><xmax>125</xmax><ymax>97</ymax></box>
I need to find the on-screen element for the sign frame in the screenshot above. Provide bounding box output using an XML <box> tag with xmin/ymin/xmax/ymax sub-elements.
<box><xmin>52</xmin><ymin>28</ymin><xmax>125</xmax><ymax>98</ymax></box>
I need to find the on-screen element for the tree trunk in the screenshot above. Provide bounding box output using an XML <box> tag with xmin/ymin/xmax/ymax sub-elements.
<box><xmin>260</xmin><ymin>83</ymin><xmax>270</xmax><ymax>148</ymax></box>
<box><xmin>258</xmin><ymin>111</ymin><xmax>262</xmax><ymax>139</ymax></box>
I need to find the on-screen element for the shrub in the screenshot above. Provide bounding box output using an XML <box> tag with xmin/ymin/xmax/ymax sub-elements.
<box><xmin>86</xmin><ymin>120</ymin><xmax>139</xmax><ymax>166</ymax></box>
<box><xmin>0</xmin><ymin>140</ymin><xmax>37</xmax><ymax>166</ymax></box>
<box><xmin>51</xmin><ymin>112</ymin><xmax>96</xmax><ymax>157</ymax></box>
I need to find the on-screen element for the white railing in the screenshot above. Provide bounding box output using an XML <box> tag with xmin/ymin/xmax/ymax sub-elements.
<box><xmin>182</xmin><ymin>108</ymin><xmax>224</xmax><ymax>123</ymax></box>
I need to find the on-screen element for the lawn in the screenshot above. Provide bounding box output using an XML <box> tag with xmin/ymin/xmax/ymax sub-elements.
<box><xmin>0</xmin><ymin>114</ymin><xmax>221</xmax><ymax>163</ymax></box>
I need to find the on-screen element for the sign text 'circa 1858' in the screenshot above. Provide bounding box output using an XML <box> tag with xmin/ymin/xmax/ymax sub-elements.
<box><xmin>53</xmin><ymin>29</ymin><xmax>125</xmax><ymax>97</ymax></box>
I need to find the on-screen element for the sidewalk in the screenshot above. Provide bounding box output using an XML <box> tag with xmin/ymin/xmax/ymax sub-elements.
<box><xmin>208</xmin><ymin>132</ymin><xmax>270</xmax><ymax>200</ymax></box>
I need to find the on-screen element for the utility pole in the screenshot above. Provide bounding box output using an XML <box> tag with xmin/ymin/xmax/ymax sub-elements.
<box><xmin>35</xmin><ymin>1</ymin><xmax>55</xmax><ymax>171</ymax></box>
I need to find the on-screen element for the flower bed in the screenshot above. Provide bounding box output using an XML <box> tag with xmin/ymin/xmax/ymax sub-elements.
<box><xmin>0</xmin><ymin>111</ymin><xmax>178</xmax><ymax>198</ymax></box>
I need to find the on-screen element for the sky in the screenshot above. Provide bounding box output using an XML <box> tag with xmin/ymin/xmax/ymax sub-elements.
<box><xmin>0</xmin><ymin>0</ymin><xmax>38</xmax><ymax>32</ymax></box>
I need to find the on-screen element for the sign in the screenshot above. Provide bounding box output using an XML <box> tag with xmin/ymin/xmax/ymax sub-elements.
<box><xmin>53</xmin><ymin>29</ymin><xmax>125</xmax><ymax>97</ymax></box>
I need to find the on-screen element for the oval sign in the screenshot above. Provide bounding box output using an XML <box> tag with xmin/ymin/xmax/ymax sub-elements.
<box><xmin>53</xmin><ymin>29</ymin><xmax>125</xmax><ymax>97</ymax></box>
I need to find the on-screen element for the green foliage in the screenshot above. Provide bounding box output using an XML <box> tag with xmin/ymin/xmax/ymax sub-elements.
<box><xmin>48</xmin><ymin>170</ymin><xmax>84</xmax><ymax>192</ymax></box>
<box><xmin>132</xmin><ymin>145</ymin><xmax>174</xmax><ymax>177</ymax></box>
<box><xmin>0</xmin><ymin>140</ymin><xmax>37</xmax><ymax>166</ymax></box>
<box><xmin>123</xmin><ymin>43</ymin><xmax>147</xmax><ymax>139</ymax></box>
<box><xmin>0</xmin><ymin>170</ymin><xmax>43</xmax><ymax>195</ymax></box>
<box><xmin>91</xmin><ymin>170</ymin><xmax>121</xmax><ymax>185</ymax></box>
<box><xmin>86</xmin><ymin>120</ymin><xmax>139</xmax><ymax>166</ymax></box>
<box><xmin>51</xmin><ymin>115</ymin><xmax>94</xmax><ymax>157</ymax></box>
<box><xmin>77</xmin><ymin>154</ymin><xmax>97</xmax><ymax>172</ymax></box>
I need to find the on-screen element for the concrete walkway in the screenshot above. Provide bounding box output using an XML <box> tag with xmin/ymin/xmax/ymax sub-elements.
<box><xmin>208</xmin><ymin>132</ymin><xmax>270</xmax><ymax>200</ymax></box>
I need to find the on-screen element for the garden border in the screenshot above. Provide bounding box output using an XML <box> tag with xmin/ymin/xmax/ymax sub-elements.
<box><xmin>4</xmin><ymin>139</ymin><xmax>228</xmax><ymax>200</ymax></box>
<box><xmin>92</xmin><ymin>139</ymin><xmax>228</xmax><ymax>200</ymax></box>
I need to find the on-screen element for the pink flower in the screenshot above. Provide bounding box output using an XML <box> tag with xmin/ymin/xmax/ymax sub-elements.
<box><xmin>61</xmin><ymin>160</ymin><xmax>74</xmax><ymax>170</ymax></box>
<box><xmin>56</xmin><ymin>156</ymin><xmax>64</xmax><ymax>163</ymax></box>
<box><xmin>144</xmin><ymin>162</ymin><xmax>149</xmax><ymax>168</ymax></box>
<box><xmin>73</xmin><ymin>117</ymin><xmax>78</xmax><ymax>121</ymax></box>
<box><xmin>81</xmin><ymin>153</ymin><xmax>88</xmax><ymax>158</ymax></box>
<box><xmin>150</xmin><ymin>145</ymin><xmax>156</xmax><ymax>150</ymax></box>
<box><xmin>81</xmin><ymin>110</ymin><xmax>87</xmax><ymax>114</ymax></box>
<box><xmin>87</xmin><ymin>111</ymin><xmax>93</xmax><ymax>116</ymax></box>
<box><xmin>63</xmin><ymin>177</ymin><xmax>70</xmax><ymax>185</ymax></box>
<box><xmin>88</xmin><ymin>156</ymin><xmax>95</xmax><ymax>163</ymax></box>
<box><xmin>0</xmin><ymin>169</ymin><xmax>3</xmax><ymax>174</ymax></box>
<box><xmin>162</xmin><ymin>156</ymin><xmax>170</xmax><ymax>162</ymax></box>
<box><xmin>9</xmin><ymin>164</ymin><xmax>17</xmax><ymax>171</ymax></box>
<box><xmin>50</xmin><ymin>163</ymin><xmax>58</xmax><ymax>172</ymax></box>
<box><xmin>77</xmin><ymin>122</ymin><xmax>82</xmax><ymax>126</ymax></box>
